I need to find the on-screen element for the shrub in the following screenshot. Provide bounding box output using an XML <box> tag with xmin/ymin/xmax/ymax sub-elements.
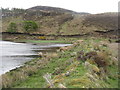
<box><xmin>7</xmin><ymin>22</ymin><xmax>17</xmax><ymax>32</ymax></box>
<box><xmin>23</xmin><ymin>21</ymin><xmax>38</xmax><ymax>33</ymax></box>
<box><xmin>38</xmin><ymin>36</ymin><xmax>46</xmax><ymax>40</ymax></box>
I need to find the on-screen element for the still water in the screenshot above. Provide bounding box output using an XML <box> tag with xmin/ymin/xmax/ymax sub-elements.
<box><xmin>0</xmin><ymin>41</ymin><xmax>71</xmax><ymax>75</ymax></box>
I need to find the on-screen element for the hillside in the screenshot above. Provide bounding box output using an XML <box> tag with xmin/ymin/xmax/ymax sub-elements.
<box><xmin>2</xmin><ymin>6</ymin><xmax>118</xmax><ymax>38</ymax></box>
<box><xmin>1</xmin><ymin>6</ymin><xmax>119</xmax><ymax>89</ymax></box>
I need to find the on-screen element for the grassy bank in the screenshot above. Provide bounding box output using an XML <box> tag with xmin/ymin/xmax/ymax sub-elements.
<box><xmin>1</xmin><ymin>38</ymin><xmax>119</xmax><ymax>88</ymax></box>
<box><xmin>15</xmin><ymin>39</ymin><xmax>69</xmax><ymax>44</ymax></box>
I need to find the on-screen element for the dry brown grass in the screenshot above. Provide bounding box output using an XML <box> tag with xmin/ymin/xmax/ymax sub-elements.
<box><xmin>84</xmin><ymin>61</ymin><xmax>100</xmax><ymax>74</ymax></box>
<box><xmin>68</xmin><ymin>78</ymin><xmax>91</xmax><ymax>86</ymax></box>
<box><xmin>22</xmin><ymin>66</ymin><xmax>38</xmax><ymax>76</ymax></box>
<box><xmin>58</xmin><ymin>45</ymin><xmax>73</xmax><ymax>52</ymax></box>
<box><xmin>2</xmin><ymin>74</ymin><xmax>13</xmax><ymax>88</ymax></box>
<box><xmin>1</xmin><ymin>56</ymin><xmax>51</xmax><ymax>88</ymax></box>
<box><xmin>42</xmin><ymin>52</ymin><xmax>58</xmax><ymax>58</ymax></box>
<box><xmin>2</xmin><ymin>66</ymin><xmax>37</xmax><ymax>88</ymax></box>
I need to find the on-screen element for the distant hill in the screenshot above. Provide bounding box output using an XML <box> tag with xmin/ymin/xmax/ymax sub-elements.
<box><xmin>28</xmin><ymin>6</ymin><xmax>74</xmax><ymax>13</ymax></box>
<box><xmin>28</xmin><ymin>6</ymin><xmax>89</xmax><ymax>15</ymax></box>
<box><xmin>2</xmin><ymin>6</ymin><xmax>118</xmax><ymax>38</ymax></box>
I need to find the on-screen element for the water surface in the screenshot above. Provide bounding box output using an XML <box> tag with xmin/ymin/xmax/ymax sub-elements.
<box><xmin>0</xmin><ymin>41</ymin><xmax>71</xmax><ymax>75</ymax></box>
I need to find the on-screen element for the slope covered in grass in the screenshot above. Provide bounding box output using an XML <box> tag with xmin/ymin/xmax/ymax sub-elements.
<box><xmin>1</xmin><ymin>38</ymin><xmax>118</xmax><ymax>88</ymax></box>
<box><xmin>2</xmin><ymin>7</ymin><xmax>118</xmax><ymax>38</ymax></box>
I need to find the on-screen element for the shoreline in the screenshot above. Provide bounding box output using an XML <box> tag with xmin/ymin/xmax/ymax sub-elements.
<box><xmin>1</xmin><ymin>57</ymin><xmax>40</xmax><ymax>75</ymax></box>
<box><xmin>0</xmin><ymin>40</ymin><xmax>71</xmax><ymax>75</ymax></box>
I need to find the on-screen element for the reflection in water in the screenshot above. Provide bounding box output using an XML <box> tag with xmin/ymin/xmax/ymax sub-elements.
<box><xmin>0</xmin><ymin>41</ymin><xmax>71</xmax><ymax>75</ymax></box>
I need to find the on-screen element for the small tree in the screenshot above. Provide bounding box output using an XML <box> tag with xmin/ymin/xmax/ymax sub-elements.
<box><xmin>7</xmin><ymin>22</ymin><xmax>17</xmax><ymax>32</ymax></box>
<box><xmin>23</xmin><ymin>21</ymin><xmax>38</xmax><ymax>33</ymax></box>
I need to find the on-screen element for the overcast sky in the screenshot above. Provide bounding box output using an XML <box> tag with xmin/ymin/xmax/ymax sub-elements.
<box><xmin>0</xmin><ymin>0</ymin><xmax>119</xmax><ymax>14</ymax></box>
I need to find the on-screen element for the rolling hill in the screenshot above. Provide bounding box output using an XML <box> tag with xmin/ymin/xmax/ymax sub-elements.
<box><xmin>2</xmin><ymin>6</ymin><xmax>118</xmax><ymax>38</ymax></box>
